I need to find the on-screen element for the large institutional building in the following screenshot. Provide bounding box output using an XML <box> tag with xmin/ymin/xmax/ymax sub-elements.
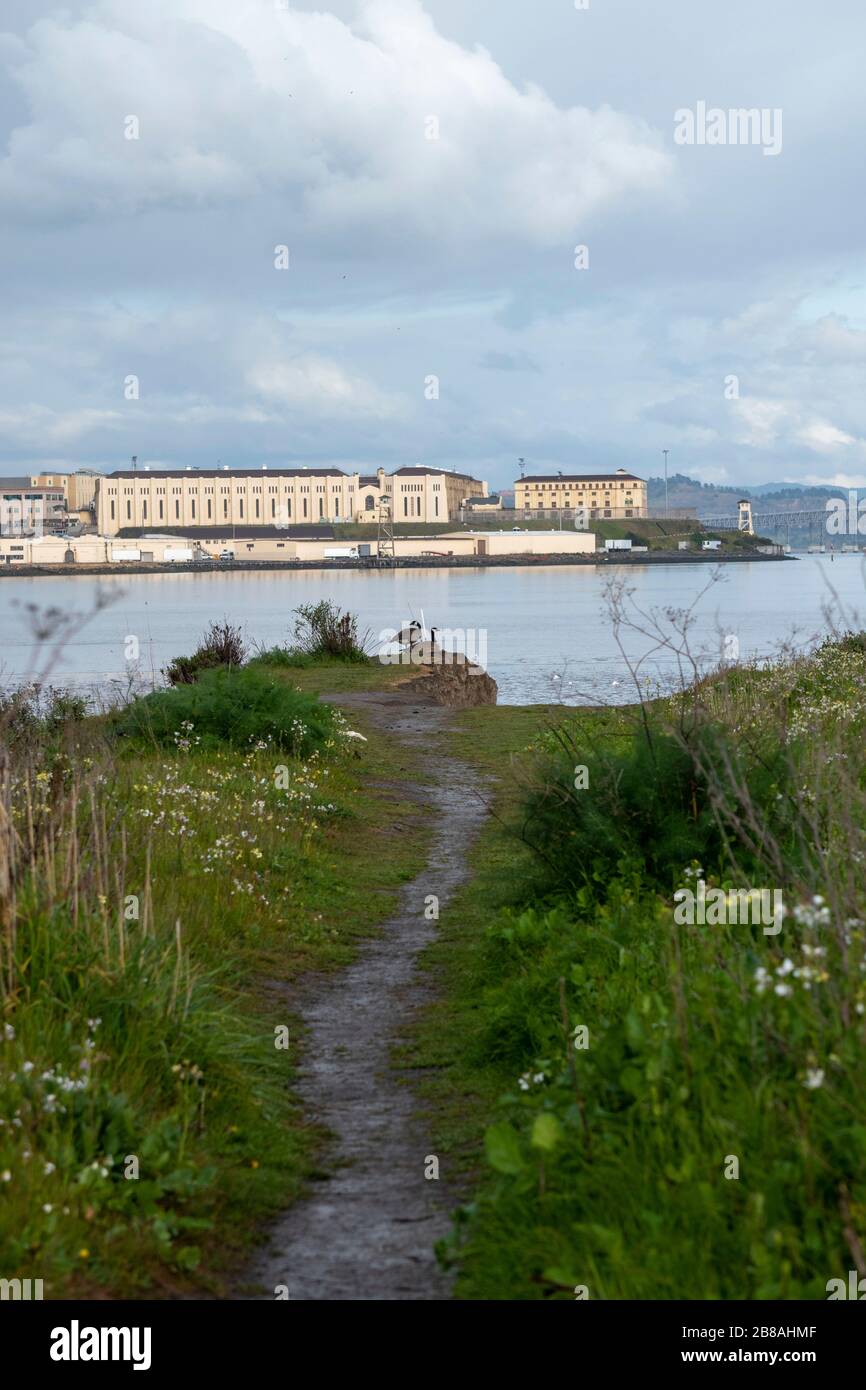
<box><xmin>95</xmin><ymin>465</ymin><xmax>487</xmax><ymax>536</ymax></box>
<box><xmin>514</xmin><ymin>469</ymin><xmax>647</xmax><ymax>519</ymax></box>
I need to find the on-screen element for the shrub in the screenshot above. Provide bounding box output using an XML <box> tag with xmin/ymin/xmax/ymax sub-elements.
<box><xmin>290</xmin><ymin>602</ymin><xmax>371</xmax><ymax>662</ymax></box>
<box><xmin>164</xmin><ymin>621</ymin><xmax>247</xmax><ymax>686</ymax></box>
<box><xmin>114</xmin><ymin>666</ymin><xmax>336</xmax><ymax>755</ymax></box>
<box><xmin>0</xmin><ymin>683</ymin><xmax>88</xmax><ymax>747</ymax></box>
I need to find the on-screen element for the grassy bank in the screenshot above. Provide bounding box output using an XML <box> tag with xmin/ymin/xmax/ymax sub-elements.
<box><xmin>0</xmin><ymin>630</ymin><xmax>428</xmax><ymax>1295</ymax></box>
<box><xmin>411</xmin><ymin>639</ymin><xmax>866</xmax><ymax>1299</ymax></box>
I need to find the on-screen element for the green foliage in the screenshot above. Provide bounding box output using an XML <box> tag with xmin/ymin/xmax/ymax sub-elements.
<box><xmin>0</xmin><ymin>683</ymin><xmax>88</xmax><ymax>746</ymax></box>
<box><xmin>113</xmin><ymin>666</ymin><xmax>337</xmax><ymax>755</ymax></box>
<box><xmin>437</xmin><ymin>638</ymin><xmax>866</xmax><ymax>1299</ymax></box>
<box><xmin>164</xmin><ymin>620</ymin><xmax>246</xmax><ymax>686</ymax></box>
<box><xmin>291</xmin><ymin>601</ymin><xmax>371</xmax><ymax>662</ymax></box>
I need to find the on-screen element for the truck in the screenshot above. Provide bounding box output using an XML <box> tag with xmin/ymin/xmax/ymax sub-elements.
<box><xmin>604</xmin><ymin>539</ymin><xmax>632</xmax><ymax>551</ymax></box>
<box><xmin>163</xmin><ymin>547</ymin><xmax>193</xmax><ymax>562</ymax></box>
<box><xmin>324</xmin><ymin>546</ymin><xmax>359</xmax><ymax>559</ymax></box>
<box><xmin>111</xmin><ymin>548</ymin><xmax>141</xmax><ymax>562</ymax></box>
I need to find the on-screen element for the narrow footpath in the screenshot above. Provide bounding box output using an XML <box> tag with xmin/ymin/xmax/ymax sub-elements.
<box><xmin>240</xmin><ymin>688</ymin><xmax>488</xmax><ymax>1300</ymax></box>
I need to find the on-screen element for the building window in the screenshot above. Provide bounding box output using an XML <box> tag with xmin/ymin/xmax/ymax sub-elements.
<box><xmin>175</xmin><ymin>500</ymin><xmax>180</xmax><ymax>519</ymax></box>
<box><xmin>239</xmin><ymin>500</ymin><xmax>244</xmax><ymax>518</ymax></box>
<box><xmin>207</xmin><ymin>499</ymin><xmax>212</xmax><ymax>519</ymax></box>
<box><xmin>126</xmin><ymin>500</ymin><xmax>131</xmax><ymax>520</ymax></box>
<box><xmin>142</xmin><ymin>501</ymin><xmax>147</xmax><ymax>519</ymax></box>
<box><xmin>110</xmin><ymin>500</ymin><xmax>115</xmax><ymax>521</ymax></box>
<box><xmin>224</xmin><ymin>498</ymin><xmax>228</xmax><ymax>517</ymax></box>
<box><xmin>303</xmin><ymin>498</ymin><xmax>308</xmax><ymax>518</ymax></box>
<box><xmin>318</xmin><ymin>498</ymin><xmax>324</xmax><ymax>518</ymax></box>
<box><xmin>404</xmin><ymin>497</ymin><xmax>408</xmax><ymax>517</ymax></box>
<box><xmin>255</xmin><ymin>498</ymin><xmax>260</xmax><ymax>518</ymax></box>
<box><xmin>435</xmin><ymin>497</ymin><xmax>439</xmax><ymax>517</ymax></box>
<box><xmin>159</xmin><ymin>500</ymin><xmax>164</xmax><ymax>520</ymax></box>
<box><xmin>191</xmin><ymin>500</ymin><xmax>196</xmax><ymax>519</ymax></box>
<box><xmin>271</xmin><ymin>498</ymin><xmax>276</xmax><ymax>518</ymax></box>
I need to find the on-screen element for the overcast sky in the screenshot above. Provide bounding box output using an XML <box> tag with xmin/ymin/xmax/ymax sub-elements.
<box><xmin>0</xmin><ymin>0</ymin><xmax>864</xmax><ymax>491</ymax></box>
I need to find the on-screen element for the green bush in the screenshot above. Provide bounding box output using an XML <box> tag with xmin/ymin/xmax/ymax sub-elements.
<box><xmin>164</xmin><ymin>621</ymin><xmax>246</xmax><ymax>686</ymax></box>
<box><xmin>114</xmin><ymin>666</ymin><xmax>336</xmax><ymax>755</ymax></box>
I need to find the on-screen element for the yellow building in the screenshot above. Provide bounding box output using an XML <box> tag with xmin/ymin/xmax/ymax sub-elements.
<box><xmin>96</xmin><ymin>466</ymin><xmax>487</xmax><ymax>536</ymax></box>
<box><xmin>514</xmin><ymin>469</ymin><xmax>647</xmax><ymax>519</ymax></box>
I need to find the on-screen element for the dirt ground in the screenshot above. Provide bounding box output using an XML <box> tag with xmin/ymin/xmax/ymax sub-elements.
<box><xmin>239</xmin><ymin>687</ymin><xmax>489</xmax><ymax>1300</ymax></box>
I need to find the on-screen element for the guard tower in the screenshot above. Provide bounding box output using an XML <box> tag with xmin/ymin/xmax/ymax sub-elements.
<box><xmin>376</xmin><ymin>494</ymin><xmax>396</xmax><ymax>566</ymax></box>
<box><xmin>738</xmin><ymin>498</ymin><xmax>754</xmax><ymax>535</ymax></box>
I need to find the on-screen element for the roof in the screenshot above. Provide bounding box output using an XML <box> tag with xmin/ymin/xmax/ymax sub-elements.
<box><xmin>1</xmin><ymin>476</ymin><xmax>64</xmax><ymax>492</ymax></box>
<box><xmin>515</xmin><ymin>472</ymin><xmax>644</xmax><ymax>484</ymax></box>
<box><xmin>392</xmin><ymin>467</ymin><xmax>483</xmax><ymax>483</ymax></box>
<box><xmin>115</xmin><ymin>525</ymin><xmax>337</xmax><ymax>541</ymax></box>
<box><xmin>464</xmin><ymin>494</ymin><xmax>501</xmax><ymax>505</ymax></box>
<box><xmin>107</xmin><ymin>468</ymin><xmax>349</xmax><ymax>480</ymax></box>
<box><xmin>358</xmin><ymin>475</ymin><xmax>382</xmax><ymax>488</ymax></box>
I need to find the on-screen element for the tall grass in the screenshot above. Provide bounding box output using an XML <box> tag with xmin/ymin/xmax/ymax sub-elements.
<box><xmin>0</xmin><ymin>658</ymin><xmax>352</xmax><ymax>1290</ymax></box>
<box><xmin>445</xmin><ymin>634</ymin><xmax>866</xmax><ymax>1299</ymax></box>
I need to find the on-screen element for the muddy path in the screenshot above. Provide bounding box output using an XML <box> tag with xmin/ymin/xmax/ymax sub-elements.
<box><xmin>240</xmin><ymin>688</ymin><xmax>489</xmax><ymax>1301</ymax></box>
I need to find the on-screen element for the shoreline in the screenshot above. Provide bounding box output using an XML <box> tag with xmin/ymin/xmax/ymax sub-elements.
<box><xmin>0</xmin><ymin>550</ymin><xmax>793</xmax><ymax>578</ymax></box>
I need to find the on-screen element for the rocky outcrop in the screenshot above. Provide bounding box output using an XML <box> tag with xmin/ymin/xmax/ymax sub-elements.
<box><xmin>405</xmin><ymin>660</ymin><xmax>497</xmax><ymax>706</ymax></box>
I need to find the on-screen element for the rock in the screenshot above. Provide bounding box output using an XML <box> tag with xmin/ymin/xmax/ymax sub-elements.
<box><xmin>405</xmin><ymin>660</ymin><xmax>497</xmax><ymax>706</ymax></box>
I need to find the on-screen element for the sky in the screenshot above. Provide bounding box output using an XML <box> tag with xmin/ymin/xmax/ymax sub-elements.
<box><xmin>0</xmin><ymin>0</ymin><xmax>864</xmax><ymax>493</ymax></box>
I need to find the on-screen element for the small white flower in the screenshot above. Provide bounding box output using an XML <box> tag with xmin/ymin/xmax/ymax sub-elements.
<box><xmin>776</xmin><ymin>959</ymin><xmax>795</xmax><ymax>977</ymax></box>
<box><xmin>803</xmin><ymin>1068</ymin><xmax>825</xmax><ymax>1090</ymax></box>
<box><xmin>1</xmin><ymin>1170</ymin><xmax>10</xmax><ymax>1182</ymax></box>
<box><xmin>44</xmin><ymin>1161</ymin><xmax>55</xmax><ymax>1175</ymax></box>
<box><xmin>42</xmin><ymin>1203</ymin><xmax>53</xmax><ymax>1214</ymax></box>
<box><xmin>774</xmin><ymin>983</ymin><xmax>793</xmax><ymax>997</ymax></box>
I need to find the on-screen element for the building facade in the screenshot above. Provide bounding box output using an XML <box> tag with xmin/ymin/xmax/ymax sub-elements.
<box><xmin>514</xmin><ymin>469</ymin><xmax>647</xmax><ymax>519</ymax></box>
<box><xmin>95</xmin><ymin>466</ymin><xmax>487</xmax><ymax>536</ymax></box>
<box><xmin>1</xmin><ymin>477</ymin><xmax>66</xmax><ymax>535</ymax></box>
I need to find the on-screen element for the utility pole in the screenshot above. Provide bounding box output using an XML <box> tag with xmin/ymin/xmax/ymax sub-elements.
<box><xmin>662</xmin><ymin>449</ymin><xmax>669</xmax><ymax>519</ymax></box>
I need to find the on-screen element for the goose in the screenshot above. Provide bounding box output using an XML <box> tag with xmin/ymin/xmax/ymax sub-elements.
<box><xmin>397</xmin><ymin>620</ymin><xmax>422</xmax><ymax>646</ymax></box>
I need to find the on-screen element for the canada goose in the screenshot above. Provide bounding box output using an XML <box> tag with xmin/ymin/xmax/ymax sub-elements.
<box><xmin>397</xmin><ymin>620</ymin><xmax>422</xmax><ymax>646</ymax></box>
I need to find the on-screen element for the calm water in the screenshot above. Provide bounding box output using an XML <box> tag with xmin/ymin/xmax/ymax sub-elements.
<box><xmin>1</xmin><ymin>557</ymin><xmax>864</xmax><ymax>706</ymax></box>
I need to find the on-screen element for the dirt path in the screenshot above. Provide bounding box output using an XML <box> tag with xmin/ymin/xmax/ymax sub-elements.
<box><xmin>240</xmin><ymin>689</ymin><xmax>488</xmax><ymax>1301</ymax></box>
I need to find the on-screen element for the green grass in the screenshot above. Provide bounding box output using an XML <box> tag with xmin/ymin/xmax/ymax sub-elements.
<box><xmin>0</xmin><ymin>661</ymin><xmax>429</xmax><ymax>1296</ymax></box>
<box><xmin>405</xmin><ymin>643</ymin><xmax>866</xmax><ymax>1299</ymax></box>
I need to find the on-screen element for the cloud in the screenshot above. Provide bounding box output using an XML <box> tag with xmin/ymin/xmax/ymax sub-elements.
<box><xmin>0</xmin><ymin>0</ymin><xmax>672</xmax><ymax>243</ymax></box>
<box><xmin>246</xmin><ymin>352</ymin><xmax>400</xmax><ymax>418</ymax></box>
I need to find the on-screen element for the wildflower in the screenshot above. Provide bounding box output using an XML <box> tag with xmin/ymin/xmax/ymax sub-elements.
<box><xmin>78</xmin><ymin>1249</ymin><xmax>89</xmax><ymax>1259</ymax></box>
<box><xmin>776</xmin><ymin>959</ymin><xmax>795</xmax><ymax>977</ymax></box>
<box><xmin>44</xmin><ymin>1162</ymin><xmax>55</xmax><ymax>1175</ymax></box>
<box><xmin>2</xmin><ymin>1023</ymin><xmax>14</xmax><ymax>1041</ymax></box>
<box><xmin>250</xmin><ymin>1159</ymin><xmax>259</xmax><ymax>1169</ymax></box>
<box><xmin>43</xmin><ymin>1203</ymin><xmax>53</xmax><ymax>1214</ymax></box>
<box><xmin>1</xmin><ymin>1171</ymin><xmax>10</xmax><ymax>1182</ymax></box>
<box><xmin>754</xmin><ymin>966</ymin><xmax>771</xmax><ymax>995</ymax></box>
<box><xmin>774</xmin><ymin>983</ymin><xmax>793</xmax><ymax>997</ymax></box>
<box><xmin>803</xmin><ymin>1068</ymin><xmax>825</xmax><ymax>1090</ymax></box>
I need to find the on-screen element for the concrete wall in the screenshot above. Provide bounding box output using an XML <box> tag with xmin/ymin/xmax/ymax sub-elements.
<box><xmin>0</xmin><ymin>528</ymin><xmax>594</xmax><ymax>566</ymax></box>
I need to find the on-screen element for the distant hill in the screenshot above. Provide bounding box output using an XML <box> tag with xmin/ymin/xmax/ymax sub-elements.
<box><xmin>647</xmin><ymin>473</ymin><xmax>846</xmax><ymax>517</ymax></box>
